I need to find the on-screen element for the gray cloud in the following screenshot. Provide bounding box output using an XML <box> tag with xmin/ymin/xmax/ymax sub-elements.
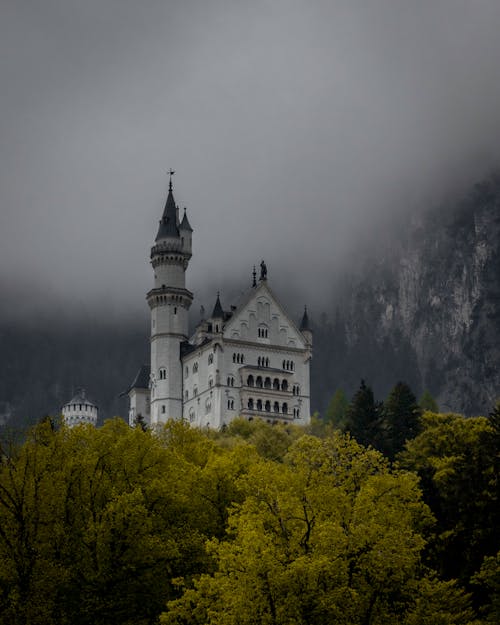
<box><xmin>1</xmin><ymin>0</ymin><xmax>500</xmax><ymax>320</ymax></box>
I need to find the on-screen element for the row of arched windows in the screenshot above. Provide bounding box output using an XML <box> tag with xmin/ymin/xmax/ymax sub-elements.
<box><xmin>159</xmin><ymin>368</ymin><xmax>167</xmax><ymax>380</ymax></box>
<box><xmin>258</xmin><ymin>327</ymin><xmax>268</xmax><ymax>338</ymax></box>
<box><xmin>227</xmin><ymin>376</ymin><xmax>235</xmax><ymax>386</ymax></box>
<box><xmin>233</xmin><ymin>353</ymin><xmax>244</xmax><ymax>364</ymax></box>
<box><xmin>283</xmin><ymin>360</ymin><xmax>295</xmax><ymax>371</ymax></box>
<box><xmin>292</xmin><ymin>384</ymin><xmax>300</xmax><ymax>395</ymax></box>
<box><xmin>247</xmin><ymin>398</ymin><xmax>289</xmax><ymax>414</ymax></box>
<box><xmin>257</xmin><ymin>356</ymin><xmax>270</xmax><ymax>367</ymax></box>
<box><xmin>246</xmin><ymin>375</ymin><xmax>288</xmax><ymax>391</ymax></box>
<box><xmin>227</xmin><ymin>399</ymin><xmax>235</xmax><ymax>410</ymax></box>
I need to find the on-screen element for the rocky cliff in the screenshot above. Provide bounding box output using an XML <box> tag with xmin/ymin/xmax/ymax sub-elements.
<box><xmin>313</xmin><ymin>174</ymin><xmax>500</xmax><ymax>415</ymax></box>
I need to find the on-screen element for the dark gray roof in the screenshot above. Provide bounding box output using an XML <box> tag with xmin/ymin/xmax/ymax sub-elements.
<box><xmin>300</xmin><ymin>306</ymin><xmax>311</xmax><ymax>331</ymax></box>
<box><xmin>211</xmin><ymin>293</ymin><xmax>224</xmax><ymax>318</ymax></box>
<box><xmin>179</xmin><ymin>208</ymin><xmax>193</xmax><ymax>232</ymax></box>
<box><xmin>155</xmin><ymin>183</ymin><xmax>180</xmax><ymax>241</ymax></box>
<box><xmin>65</xmin><ymin>388</ymin><xmax>97</xmax><ymax>407</ymax></box>
<box><xmin>129</xmin><ymin>364</ymin><xmax>150</xmax><ymax>390</ymax></box>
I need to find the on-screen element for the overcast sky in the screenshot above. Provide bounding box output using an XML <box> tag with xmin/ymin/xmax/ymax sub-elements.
<box><xmin>1</xmin><ymin>0</ymin><xmax>500</xmax><ymax>321</ymax></box>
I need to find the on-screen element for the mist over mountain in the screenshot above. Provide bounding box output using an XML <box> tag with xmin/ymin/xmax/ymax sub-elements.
<box><xmin>1</xmin><ymin>173</ymin><xmax>498</xmax><ymax>428</ymax></box>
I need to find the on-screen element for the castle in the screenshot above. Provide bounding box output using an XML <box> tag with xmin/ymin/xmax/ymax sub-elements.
<box><xmin>126</xmin><ymin>176</ymin><xmax>312</xmax><ymax>429</ymax></box>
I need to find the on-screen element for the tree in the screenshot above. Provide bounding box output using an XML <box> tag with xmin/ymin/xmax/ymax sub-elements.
<box><xmin>325</xmin><ymin>388</ymin><xmax>349</xmax><ymax>429</ymax></box>
<box><xmin>399</xmin><ymin>411</ymin><xmax>500</xmax><ymax>595</ymax></box>
<box><xmin>384</xmin><ymin>381</ymin><xmax>422</xmax><ymax>459</ymax></box>
<box><xmin>344</xmin><ymin>380</ymin><xmax>383</xmax><ymax>449</ymax></box>
<box><xmin>162</xmin><ymin>432</ymin><xmax>476</xmax><ymax>625</ymax></box>
<box><xmin>419</xmin><ymin>390</ymin><xmax>439</xmax><ymax>413</ymax></box>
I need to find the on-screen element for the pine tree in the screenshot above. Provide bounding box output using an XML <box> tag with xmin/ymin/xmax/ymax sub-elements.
<box><xmin>344</xmin><ymin>380</ymin><xmax>382</xmax><ymax>449</ymax></box>
<box><xmin>384</xmin><ymin>381</ymin><xmax>422</xmax><ymax>459</ymax></box>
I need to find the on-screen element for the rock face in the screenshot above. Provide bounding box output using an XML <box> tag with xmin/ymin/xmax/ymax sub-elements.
<box><xmin>314</xmin><ymin>174</ymin><xmax>500</xmax><ymax>415</ymax></box>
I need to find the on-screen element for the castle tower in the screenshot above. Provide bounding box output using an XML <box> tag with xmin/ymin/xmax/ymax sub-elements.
<box><xmin>62</xmin><ymin>388</ymin><xmax>98</xmax><ymax>428</ymax></box>
<box><xmin>147</xmin><ymin>175</ymin><xmax>193</xmax><ymax>424</ymax></box>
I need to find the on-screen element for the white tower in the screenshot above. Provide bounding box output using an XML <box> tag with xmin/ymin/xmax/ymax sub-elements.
<box><xmin>62</xmin><ymin>388</ymin><xmax>98</xmax><ymax>428</ymax></box>
<box><xmin>147</xmin><ymin>174</ymin><xmax>193</xmax><ymax>424</ymax></box>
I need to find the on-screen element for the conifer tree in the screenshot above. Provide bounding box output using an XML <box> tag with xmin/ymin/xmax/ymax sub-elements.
<box><xmin>344</xmin><ymin>380</ymin><xmax>383</xmax><ymax>449</ymax></box>
<box><xmin>384</xmin><ymin>381</ymin><xmax>422</xmax><ymax>459</ymax></box>
<box><xmin>325</xmin><ymin>388</ymin><xmax>349</xmax><ymax>429</ymax></box>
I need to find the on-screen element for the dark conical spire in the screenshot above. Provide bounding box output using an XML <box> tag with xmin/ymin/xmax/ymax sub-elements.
<box><xmin>300</xmin><ymin>306</ymin><xmax>310</xmax><ymax>331</ymax></box>
<box><xmin>180</xmin><ymin>207</ymin><xmax>193</xmax><ymax>232</ymax></box>
<box><xmin>212</xmin><ymin>291</ymin><xmax>224</xmax><ymax>318</ymax></box>
<box><xmin>155</xmin><ymin>173</ymin><xmax>180</xmax><ymax>241</ymax></box>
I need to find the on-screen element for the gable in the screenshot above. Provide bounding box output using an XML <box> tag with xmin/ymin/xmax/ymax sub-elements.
<box><xmin>223</xmin><ymin>282</ymin><xmax>306</xmax><ymax>349</ymax></box>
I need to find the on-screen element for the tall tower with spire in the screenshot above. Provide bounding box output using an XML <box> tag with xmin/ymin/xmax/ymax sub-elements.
<box><xmin>147</xmin><ymin>174</ymin><xmax>193</xmax><ymax>424</ymax></box>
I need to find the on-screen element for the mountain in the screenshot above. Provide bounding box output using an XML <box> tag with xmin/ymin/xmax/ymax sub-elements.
<box><xmin>1</xmin><ymin>174</ymin><xmax>499</xmax><ymax>429</ymax></box>
<box><xmin>312</xmin><ymin>173</ymin><xmax>500</xmax><ymax>415</ymax></box>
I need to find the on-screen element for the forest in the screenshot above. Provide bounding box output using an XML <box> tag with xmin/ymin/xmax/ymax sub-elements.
<box><xmin>0</xmin><ymin>382</ymin><xmax>498</xmax><ymax>625</ymax></box>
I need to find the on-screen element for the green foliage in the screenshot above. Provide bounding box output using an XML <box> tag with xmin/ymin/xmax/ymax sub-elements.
<box><xmin>419</xmin><ymin>389</ymin><xmax>439</xmax><ymax>413</ymax></box>
<box><xmin>472</xmin><ymin>551</ymin><xmax>500</xmax><ymax>623</ymax></box>
<box><xmin>163</xmin><ymin>433</ymin><xmax>469</xmax><ymax>625</ymax></box>
<box><xmin>383</xmin><ymin>381</ymin><xmax>422</xmax><ymax>459</ymax></box>
<box><xmin>344</xmin><ymin>379</ymin><xmax>383</xmax><ymax>449</ymax></box>
<box><xmin>399</xmin><ymin>411</ymin><xmax>500</xmax><ymax>596</ymax></box>
<box><xmin>325</xmin><ymin>388</ymin><xmax>349</xmax><ymax>429</ymax></box>
<box><xmin>0</xmin><ymin>415</ymin><xmax>492</xmax><ymax>624</ymax></box>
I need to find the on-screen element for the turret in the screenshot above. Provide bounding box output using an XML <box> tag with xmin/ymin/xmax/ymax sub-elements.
<box><xmin>148</xmin><ymin>173</ymin><xmax>193</xmax><ymax>424</ymax></box>
<box><xmin>300</xmin><ymin>306</ymin><xmax>313</xmax><ymax>347</ymax></box>
<box><xmin>62</xmin><ymin>388</ymin><xmax>98</xmax><ymax>428</ymax></box>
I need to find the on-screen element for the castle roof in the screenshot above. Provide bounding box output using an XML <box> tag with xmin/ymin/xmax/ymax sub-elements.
<box><xmin>179</xmin><ymin>208</ymin><xmax>193</xmax><ymax>232</ymax></box>
<box><xmin>300</xmin><ymin>306</ymin><xmax>310</xmax><ymax>331</ymax></box>
<box><xmin>64</xmin><ymin>388</ymin><xmax>97</xmax><ymax>408</ymax></box>
<box><xmin>128</xmin><ymin>364</ymin><xmax>150</xmax><ymax>392</ymax></box>
<box><xmin>155</xmin><ymin>181</ymin><xmax>179</xmax><ymax>241</ymax></box>
<box><xmin>211</xmin><ymin>292</ymin><xmax>224</xmax><ymax>318</ymax></box>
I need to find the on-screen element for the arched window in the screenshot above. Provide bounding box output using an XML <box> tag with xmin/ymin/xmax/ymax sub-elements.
<box><xmin>233</xmin><ymin>353</ymin><xmax>236</xmax><ymax>363</ymax></box>
<box><xmin>256</xmin><ymin>399</ymin><xmax>263</xmax><ymax>411</ymax></box>
<box><xmin>265</xmin><ymin>400</ymin><xmax>271</xmax><ymax>412</ymax></box>
<box><xmin>258</xmin><ymin>357</ymin><xmax>261</xmax><ymax>367</ymax></box>
<box><xmin>256</xmin><ymin>376</ymin><xmax>263</xmax><ymax>388</ymax></box>
<box><xmin>264</xmin><ymin>377</ymin><xmax>271</xmax><ymax>389</ymax></box>
<box><xmin>266</xmin><ymin>357</ymin><xmax>270</xmax><ymax>367</ymax></box>
<box><xmin>248</xmin><ymin>398</ymin><xmax>254</xmax><ymax>410</ymax></box>
<box><xmin>193</xmin><ymin>362</ymin><xmax>199</xmax><ymax>373</ymax></box>
<box><xmin>274</xmin><ymin>401</ymin><xmax>280</xmax><ymax>413</ymax></box>
<box><xmin>247</xmin><ymin>375</ymin><xmax>254</xmax><ymax>387</ymax></box>
<box><xmin>282</xmin><ymin>403</ymin><xmax>288</xmax><ymax>414</ymax></box>
<box><xmin>161</xmin><ymin>405</ymin><xmax>166</xmax><ymax>414</ymax></box>
<box><xmin>273</xmin><ymin>378</ymin><xmax>280</xmax><ymax>390</ymax></box>
<box><xmin>281</xmin><ymin>380</ymin><xmax>288</xmax><ymax>392</ymax></box>
<box><xmin>194</xmin><ymin>386</ymin><xmax>198</xmax><ymax>396</ymax></box>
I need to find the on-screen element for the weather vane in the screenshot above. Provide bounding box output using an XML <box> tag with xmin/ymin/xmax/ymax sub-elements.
<box><xmin>168</xmin><ymin>169</ymin><xmax>175</xmax><ymax>189</ymax></box>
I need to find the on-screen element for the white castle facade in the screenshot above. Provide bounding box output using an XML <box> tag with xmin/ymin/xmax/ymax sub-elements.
<box><xmin>126</xmin><ymin>178</ymin><xmax>312</xmax><ymax>429</ymax></box>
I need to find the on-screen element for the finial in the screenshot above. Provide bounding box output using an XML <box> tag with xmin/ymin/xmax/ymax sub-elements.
<box><xmin>252</xmin><ymin>266</ymin><xmax>257</xmax><ymax>287</ymax></box>
<box><xmin>168</xmin><ymin>169</ymin><xmax>175</xmax><ymax>190</ymax></box>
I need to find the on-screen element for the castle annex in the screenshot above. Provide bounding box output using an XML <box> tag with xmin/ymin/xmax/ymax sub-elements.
<box><xmin>127</xmin><ymin>177</ymin><xmax>312</xmax><ymax>429</ymax></box>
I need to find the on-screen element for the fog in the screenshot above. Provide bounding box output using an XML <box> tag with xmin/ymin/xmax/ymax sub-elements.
<box><xmin>1</xmin><ymin>0</ymin><xmax>500</xmax><ymax>322</ymax></box>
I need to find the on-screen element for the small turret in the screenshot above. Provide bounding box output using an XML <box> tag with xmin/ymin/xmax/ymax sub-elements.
<box><xmin>300</xmin><ymin>306</ymin><xmax>313</xmax><ymax>347</ymax></box>
<box><xmin>62</xmin><ymin>388</ymin><xmax>98</xmax><ymax>428</ymax></box>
